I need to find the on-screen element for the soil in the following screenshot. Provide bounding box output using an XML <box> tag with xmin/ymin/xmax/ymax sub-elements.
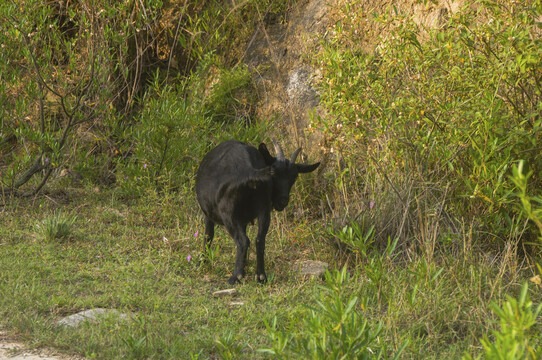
<box><xmin>0</xmin><ymin>331</ymin><xmax>83</xmax><ymax>360</ymax></box>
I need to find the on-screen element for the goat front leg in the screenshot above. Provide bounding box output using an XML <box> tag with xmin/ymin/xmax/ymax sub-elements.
<box><xmin>255</xmin><ymin>211</ymin><xmax>270</xmax><ymax>283</ymax></box>
<box><xmin>227</xmin><ymin>224</ymin><xmax>250</xmax><ymax>285</ymax></box>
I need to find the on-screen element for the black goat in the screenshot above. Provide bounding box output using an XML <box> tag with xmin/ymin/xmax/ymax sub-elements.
<box><xmin>195</xmin><ymin>140</ymin><xmax>320</xmax><ymax>284</ymax></box>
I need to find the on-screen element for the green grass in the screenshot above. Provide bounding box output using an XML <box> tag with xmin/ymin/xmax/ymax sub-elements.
<box><xmin>0</xmin><ymin>187</ymin><xmax>540</xmax><ymax>359</ymax></box>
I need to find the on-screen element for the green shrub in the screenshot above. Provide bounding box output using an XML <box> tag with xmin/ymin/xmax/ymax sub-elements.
<box><xmin>117</xmin><ymin>76</ymin><xmax>213</xmax><ymax>194</ymax></box>
<box><xmin>0</xmin><ymin>0</ymin><xmax>165</xmax><ymax>193</ymax></box>
<box><xmin>0</xmin><ymin>0</ymin><xmax>294</xmax><ymax>196</ymax></box>
<box><xmin>327</xmin><ymin>220</ymin><xmax>376</xmax><ymax>258</ymax></box>
<box><xmin>464</xmin><ymin>283</ymin><xmax>542</xmax><ymax>360</ymax></box>
<box><xmin>203</xmin><ymin>63</ymin><xmax>256</xmax><ymax>124</ymax></box>
<box><xmin>261</xmin><ymin>267</ymin><xmax>407</xmax><ymax>359</ymax></box>
<box><xmin>116</xmin><ymin>63</ymin><xmax>271</xmax><ymax>196</ymax></box>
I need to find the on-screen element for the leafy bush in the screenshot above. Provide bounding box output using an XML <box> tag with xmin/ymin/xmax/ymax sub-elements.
<box><xmin>0</xmin><ymin>0</ymin><xmax>165</xmax><ymax>194</ymax></box>
<box><xmin>203</xmin><ymin>62</ymin><xmax>256</xmax><ymax>124</ymax></box>
<box><xmin>188</xmin><ymin>0</ymin><xmax>293</xmax><ymax>63</ymax></box>
<box><xmin>328</xmin><ymin>220</ymin><xmax>375</xmax><ymax>258</ymax></box>
<box><xmin>313</xmin><ymin>0</ymin><xmax>542</xmax><ymax>250</ymax></box>
<box><xmin>116</xmin><ymin>62</ymin><xmax>271</xmax><ymax>195</ymax></box>
<box><xmin>117</xmin><ymin>78</ymin><xmax>211</xmax><ymax>194</ymax></box>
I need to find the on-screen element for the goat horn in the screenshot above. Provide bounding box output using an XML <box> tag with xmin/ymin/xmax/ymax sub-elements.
<box><xmin>272</xmin><ymin>139</ymin><xmax>285</xmax><ymax>160</ymax></box>
<box><xmin>290</xmin><ymin>147</ymin><xmax>302</xmax><ymax>163</ymax></box>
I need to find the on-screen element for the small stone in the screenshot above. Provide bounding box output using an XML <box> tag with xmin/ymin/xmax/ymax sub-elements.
<box><xmin>229</xmin><ymin>301</ymin><xmax>245</xmax><ymax>306</ymax></box>
<box><xmin>213</xmin><ymin>288</ymin><xmax>237</xmax><ymax>297</ymax></box>
<box><xmin>295</xmin><ymin>260</ymin><xmax>329</xmax><ymax>278</ymax></box>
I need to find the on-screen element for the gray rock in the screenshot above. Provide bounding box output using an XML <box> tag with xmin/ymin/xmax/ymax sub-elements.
<box><xmin>286</xmin><ymin>67</ymin><xmax>319</xmax><ymax>108</ymax></box>
<box><xmin>295</xmin><ymin>260</ymin><xmax>329</xmax><ymax>278</ymax></box>
<box><xmin>56</xmin><ymin>308</ymin><xmax>131</xmax><ymax>328</ymax></box>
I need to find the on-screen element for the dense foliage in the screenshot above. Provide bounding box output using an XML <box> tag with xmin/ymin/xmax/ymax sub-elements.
<box><xmin>0</xmin><ymin>0</ymin><xmax>284</xmax><ymax>195</ymax></box>
<box><xmin>313</xmin><ymin>0</ymin><xmax>542</xmax><ymax>251</ymax></box>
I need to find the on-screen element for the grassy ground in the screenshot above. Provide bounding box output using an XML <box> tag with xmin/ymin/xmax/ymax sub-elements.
<box><xmin>0</xmin><ymin>185</ymin><xmax>539</xmax><ymax>359</ymax></box>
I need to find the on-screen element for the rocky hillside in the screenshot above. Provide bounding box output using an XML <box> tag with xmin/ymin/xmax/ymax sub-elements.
<box><xmin>245</xmin><ymin>0</ymin><xmax>467</xmax><ymax>151</ymax></box>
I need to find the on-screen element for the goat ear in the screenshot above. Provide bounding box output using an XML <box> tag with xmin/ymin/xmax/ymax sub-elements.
<box><xmin>253</xmin><ymin>166</ymin><xmax>271</xmax><ymax>179</ymax></box>
<box><xmin>246</xmin><ymin>167</ymin><xmax>272</xmax><ymax>189</ymax></box>
<box><xmin>297</xmin><ymin>162</ymin><xmax>320</xmax><ymax>173</ymax></box>
<box><xmin>258</xmin><ymin>143</ymin><xmax>276</xmax><ymax>165</ymax></box>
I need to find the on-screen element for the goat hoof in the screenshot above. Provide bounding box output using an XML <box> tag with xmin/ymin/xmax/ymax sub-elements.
<box><xmin>228</xmin><ymin>274</ymin><xmax>243</xmax><ymax>285</ymax></box>
<box><xmin>256</xmin><ymin>273</ymin><xmax>267</xmax><ymax>284</ymax></box>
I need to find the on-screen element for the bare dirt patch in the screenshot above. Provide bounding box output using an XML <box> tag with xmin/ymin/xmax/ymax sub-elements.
<box><xmin>0</xmin><ymin>332</ymin><xmax>83</xmax><ymax>360</ymax></box>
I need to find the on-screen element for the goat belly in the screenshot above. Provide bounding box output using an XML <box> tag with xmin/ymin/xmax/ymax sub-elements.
<box><xmin>236</xmin><ymin>186</ymin><xmax>271</xmax><ymax>224</ymax></box>
<box><xmin>214</xmin><ymin>181</ymin><xmax>270</xmax><ymax>226</ymax></box>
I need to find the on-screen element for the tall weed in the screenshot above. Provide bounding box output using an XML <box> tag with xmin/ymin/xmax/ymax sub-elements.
<box><xmin>511</xmin><ymin>160</ymin><xmax>542</xmax><ymax>245</ymax></box>
<box><xmin>464</xmin><ymin>283</ymin><xmax>542</xmax><ymax>360</ymax></box>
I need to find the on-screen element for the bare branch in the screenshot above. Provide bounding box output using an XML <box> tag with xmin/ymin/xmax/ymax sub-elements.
<box><xmin>3</xmin><ymin>15</ymin><xmax>98</xmax><ymax>196</ymax></box>
<box><xmin>13</xmin><ymin>155</ymin><xmax>46</xmax><ymax>188</ymax></box>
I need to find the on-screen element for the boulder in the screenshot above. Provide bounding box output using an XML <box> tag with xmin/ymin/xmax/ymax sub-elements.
<box><xmin>294</xmin><ymin>260</ymin><xmax>329</xmax><ymax>278</ymax></box>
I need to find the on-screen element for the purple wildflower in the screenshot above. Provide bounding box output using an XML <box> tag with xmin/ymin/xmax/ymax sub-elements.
<box><xmin>187</xmin><ymin>255</ymin><xmax>192</xmax><ymax>262</ymax></box>
<box><xmin>369</xmin><ymin>201</ymin><xmax>375</xmax><ymax>209</ymax></box>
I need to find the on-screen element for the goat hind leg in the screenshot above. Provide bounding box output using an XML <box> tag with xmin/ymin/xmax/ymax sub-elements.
<box><xmin>228</xmin><ymin>225</ymin><xmax>249</xmax><ymax>285</ymax></box>
<box><xmin>200</xmin><ymin>217</ymin><xmax>215</xmax><ymax>264</ymax></box>
<box><xmin>255</xmin><ymin>212</ymin><xmax>270</xmax><ymax>283</ymax></box>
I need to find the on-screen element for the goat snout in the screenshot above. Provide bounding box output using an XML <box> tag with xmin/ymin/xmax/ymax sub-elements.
<box><xmin>278</xmin><ymin>197</ymin><xmax>289</xmax><ymax>208</ymax></box>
